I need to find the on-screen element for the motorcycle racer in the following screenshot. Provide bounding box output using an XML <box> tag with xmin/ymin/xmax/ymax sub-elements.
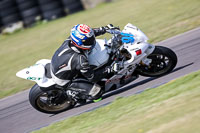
<box><xmin>51</xmin><ymin>24</ymin><xmax>117</xmax><ymax>101</ymax></box>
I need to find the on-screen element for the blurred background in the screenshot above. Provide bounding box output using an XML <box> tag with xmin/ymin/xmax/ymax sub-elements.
<box><xmin>0</xmin><ymin>1</ymin><xmax>199</xmax><ymax>132</ymax></box>
<box><xmin>0</xmin><ymin>0</ymin><xmax>112</xmax><ymax>33</ymax></box>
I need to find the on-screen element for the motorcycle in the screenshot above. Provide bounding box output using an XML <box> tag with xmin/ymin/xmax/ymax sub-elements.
<box><xmin>16</xmin><ymin>23</ymin><xmax>177</xmax><ymax>114</ymax></box>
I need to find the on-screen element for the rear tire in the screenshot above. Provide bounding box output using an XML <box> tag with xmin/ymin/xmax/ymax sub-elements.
<box><xmin>136</xmin><ymin>46</ymin><xmax>177</xmax><ymax>77</ymax></box>
<box><xmin>29</xmin><ymin>84</ymin><xmax>75</xmax><ymax>114</ymax></box>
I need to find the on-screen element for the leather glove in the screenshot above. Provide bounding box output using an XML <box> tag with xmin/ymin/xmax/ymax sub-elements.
<box><xmin>105</xmin><ymin>24</ymin><xmax>120</xmax><ymax>31</ymax></box>
<box><xmin>99</xmin><ymin>26</ymin><xmax>106</xmax><ymax>34</ymax></box>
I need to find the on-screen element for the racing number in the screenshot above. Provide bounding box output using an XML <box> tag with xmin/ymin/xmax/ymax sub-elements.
<box><xmin>121</xmin><ymin>32</ymin><xmax>134</xmax><ymax>44</ymax></box>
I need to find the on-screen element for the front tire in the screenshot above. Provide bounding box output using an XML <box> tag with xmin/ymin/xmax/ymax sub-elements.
<box><xmin>29</xmin><ymin>84</ymin><xmax>75</xmax><ymax>114</ymax></box>
<box><xmin>136</xmin><ymin>46</ymin><xmax>177</xmax><ymax>77</ymax></box>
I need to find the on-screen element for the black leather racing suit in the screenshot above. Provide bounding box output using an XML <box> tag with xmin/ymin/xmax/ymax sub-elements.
<box><xmin>50</xmin><ymin>28</ymin><xmax>107</xmax><ymax>98</ymax></box>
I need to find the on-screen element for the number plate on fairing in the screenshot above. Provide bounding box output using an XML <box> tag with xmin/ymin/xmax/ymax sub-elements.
<box><xmin>121</xmin><ymin>32</ymin><xmax>135</xmax><ymax>44</ymax></box>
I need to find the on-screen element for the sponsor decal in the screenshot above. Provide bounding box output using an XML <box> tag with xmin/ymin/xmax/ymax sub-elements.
<box><xmin>27</xmin><ymin>77</ymin><xmax>42</xmax><ymax>81</ymax></box>
<box><xmin>59</xmin><ymin>64</ymin><xmax>66</xmax><ymax>69</ymax></box>
<box><xmin>127</xmin><ymin>26</ymin><xmax>137</xmax><ymax>30</ymax></box>
<box><xmin>106</xmin><ymin>74</ymin><xmax>132</xmax><ymax>84</ymax></box>
<box><xmin>106</xmin><ymin>78</ymin><xmax>121</xmax><ymax>84</ymax></box>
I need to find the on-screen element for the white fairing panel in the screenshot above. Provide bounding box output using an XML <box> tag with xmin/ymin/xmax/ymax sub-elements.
<box><xmin>122</xmin><ymin>23</ymin><xmax>149</xmax><ymax>42</ymax></box>
<box><xmin>88</xmin><ymin>39</ymin><xmax>110</xmax><ymax>67</ymax></box>
<box><xmin>121</xmin><ymin>23</ymin><xmax>155</xmax><ymax>66</ymax></box>
<box><xmin>16</xmin><ymin>59</ymin><xmax>55</xmax><ymax>87</ymax></box>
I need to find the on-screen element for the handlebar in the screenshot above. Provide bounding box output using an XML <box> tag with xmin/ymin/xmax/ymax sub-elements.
<box><xmin>106</xmin><ymin>29</ymin><xmax>121</xmax><ymax>34</ymax></box>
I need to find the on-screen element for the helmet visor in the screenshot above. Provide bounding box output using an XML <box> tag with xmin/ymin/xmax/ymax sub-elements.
<box><xmin>83</xmin><ymin>35</ymin><xmax>96</xmax><ymax>46</ymax></box>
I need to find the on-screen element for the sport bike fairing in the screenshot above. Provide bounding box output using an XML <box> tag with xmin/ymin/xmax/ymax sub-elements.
<box><xmin>88</xmin><ymin>39</ymin><xmax>110</xmax><ymax>67</ymax></box>
<box><xmin>16</xmin><ymin>59</ymin><xmax>55</xmax><ymax>87</ymax></box>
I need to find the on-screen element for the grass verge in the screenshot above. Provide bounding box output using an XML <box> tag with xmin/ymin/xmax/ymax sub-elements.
<box><xmin>33</xmin><ymin>70</ymin><xmax>200</xmax><ymax>133</ymax></box>
<box><xmin>0</xmin><ymin>0</ymin><xmax>200</xmax><ymax>98</ymax></box>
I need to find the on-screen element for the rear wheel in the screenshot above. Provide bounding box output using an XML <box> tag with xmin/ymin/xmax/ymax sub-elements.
<box><xmin>29</xmin><ymin>84</ymin><xmax>75</xmax><ymax>114</ymax></box>
<box><xmin>136</xmin><ymin>46</ymin><xmax>177</xmax><ymax>77</ymax></box>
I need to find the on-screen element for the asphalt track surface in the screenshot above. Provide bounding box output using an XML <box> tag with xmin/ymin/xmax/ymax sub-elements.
<box><xmin>0</xmin><ymin>27</ymin><xmax>200</xmax><ymax>133</ymax></box>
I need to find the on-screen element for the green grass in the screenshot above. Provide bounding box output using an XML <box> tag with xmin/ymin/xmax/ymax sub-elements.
<box><xmin>33</xmin><ymin>70</ymin><xmax>200</xmax><ymax>133</ymax></box>
<box><xmin>0</xmin><ymin>0</ymin><xmax>200</xmax><ymax>98</ymax></box>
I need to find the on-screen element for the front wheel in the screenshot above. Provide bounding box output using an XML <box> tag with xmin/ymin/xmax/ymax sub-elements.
<box><xmin>136</xmin><ymin>46</ymin><xmax>177</xmax><ymax>77</ymax></box>
<box><xmin>29</xmin><ymin>84</ymin><xmax>75</xmax><ymax>114</ymax></box>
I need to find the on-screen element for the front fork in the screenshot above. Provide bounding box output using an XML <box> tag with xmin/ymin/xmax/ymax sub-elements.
<box><xmin>145</xmin><ymin>43</ymin><xmax>155</xmax><ymax>56</ymax></box>
<box><xmin>140</xmin><ymin>43</ymin><xmax>155</xmax><ymax>66</ymax></box>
